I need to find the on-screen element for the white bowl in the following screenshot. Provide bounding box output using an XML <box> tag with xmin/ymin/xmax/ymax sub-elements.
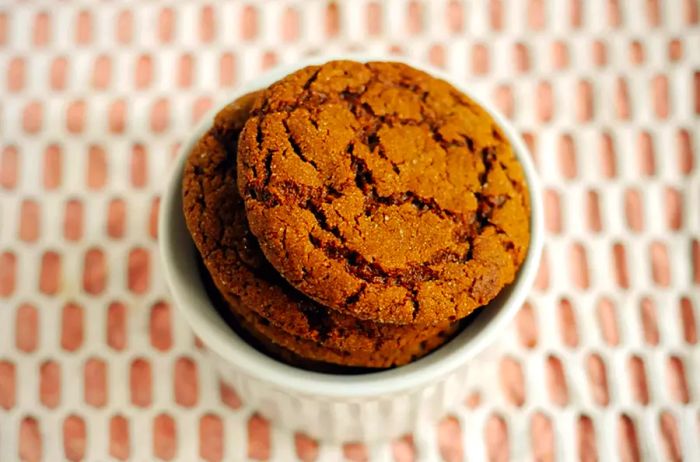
<box><xmin>159</xmin><ymin>55</ymin><xmax>543</xmax><ymax>442</ymax></box>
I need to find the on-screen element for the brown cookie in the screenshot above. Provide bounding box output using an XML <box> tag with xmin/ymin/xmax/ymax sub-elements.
<box><xmin>237</xmin><ymin>60</ymin><xmax>530</xmax><ymax>325</ymax></box>
<box><xmin>198</xmin><ymin>252</ymin><xmax>458</xmax><ymax>371</ymax></box>
<box><xmin>224</xmin><ymin>286</ymin><xmax>459</xmax><ymax>369</ymax></box>
<box><xmin>182</xmin><ymin>93</ymin><xmax>457</xmax><ymax>360</ymax></box>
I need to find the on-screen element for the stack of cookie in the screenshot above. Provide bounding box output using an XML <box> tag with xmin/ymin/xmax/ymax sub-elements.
<box><xmin>183</xmin><ymin>61</ymin><xmax>530</xmax><ymax>371</ymax></box>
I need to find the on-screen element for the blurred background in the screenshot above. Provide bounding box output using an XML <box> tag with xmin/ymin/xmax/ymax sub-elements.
<box><xmin>0</xmin><ymin>1</ymin><xmax>698</xmax><ymax>460</ymax></box>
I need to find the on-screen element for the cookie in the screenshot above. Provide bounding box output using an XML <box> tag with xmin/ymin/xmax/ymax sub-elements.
<box><xmin>182</xmin><ymin>93</ymin><xmax>457</xmax><ymax>360</ymax></box>
<box><xmin>237</xmin><ymin>60</ymin><xmax>530</xmax><ymax>325</ymax></box>
<box><xmin>198</xmin><ymin>255</ymin><xmax>458</xmax><ymax>370</ymax></box>
<box><xmin>223</xmin><ymin>284</ymin><xmax>458</xmax><ymax>369</ymax></box>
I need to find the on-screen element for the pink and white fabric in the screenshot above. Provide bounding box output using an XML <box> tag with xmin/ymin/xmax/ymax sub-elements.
<box><xmin>0</xmin><ymin>1</ymin><xmax>698</xmax><ymax>460</ymax></box>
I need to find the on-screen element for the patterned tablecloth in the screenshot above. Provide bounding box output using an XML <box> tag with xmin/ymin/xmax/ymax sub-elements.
<box><xmin>1</xmin><ymin>1</ymin><xmax>698</xmax><ymax>460</ymax></box>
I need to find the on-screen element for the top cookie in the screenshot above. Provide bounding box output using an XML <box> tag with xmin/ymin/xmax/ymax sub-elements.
<box><xmin>237</xmin><ymin>60</ymin><xmax>530</xmax><ymax>325</ymax></box>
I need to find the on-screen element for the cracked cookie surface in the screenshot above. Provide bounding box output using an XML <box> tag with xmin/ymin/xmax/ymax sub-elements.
<box><xmin>182</xmin><ymin>92</ymin><xmax>456</xmax><ymax>363</ymax></box>
<box><xmin>238</xmin><ymin>60</ymin><xmax>531</xmax><ymax>325</ymax></box>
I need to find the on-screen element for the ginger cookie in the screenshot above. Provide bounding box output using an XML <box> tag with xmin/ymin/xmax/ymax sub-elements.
<box><xmin>223</xmin><ymin>287</ymin><xmax>459</xmax><ymax>369</ymax></box>
<box><xmin>182</xmin><ymin>93</ymin><xmax>457</xmax><ymax>361</ymax></box>
<box><xmin>237</xmin><ymin>60</ymin><xmax>530</xmax><ymax>325</ymax></box>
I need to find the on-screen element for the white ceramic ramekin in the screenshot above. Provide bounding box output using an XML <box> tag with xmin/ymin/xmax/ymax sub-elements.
<box><xmin>159</xmin><ymin>55</ymin><xmax>543</xmax><ymax>442</ymax></box>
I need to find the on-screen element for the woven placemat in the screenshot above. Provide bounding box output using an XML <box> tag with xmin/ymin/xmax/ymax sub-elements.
<box><xmin>0</xmin><ymin>1</ymin><xmax>698</xmax><ymax>460</ymax></box>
